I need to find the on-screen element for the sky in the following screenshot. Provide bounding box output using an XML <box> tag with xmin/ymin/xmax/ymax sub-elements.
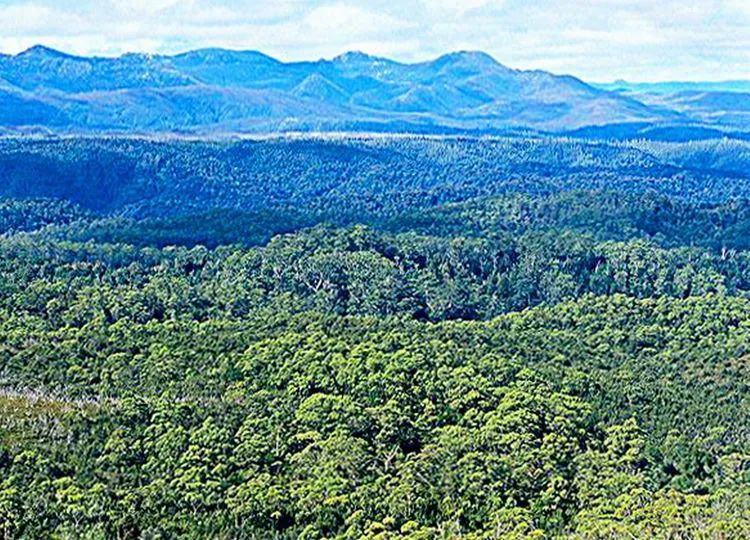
<box><xmin>1</xmin><ymin>0</ymin><xmax>749</xmax><ymax>82</ymax></box>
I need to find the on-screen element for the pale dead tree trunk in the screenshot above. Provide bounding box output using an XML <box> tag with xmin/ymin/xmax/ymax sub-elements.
<box><xmin>383</xmin><ymin>444</ymin><xmax>399</xmax><ymax>472</ymax></box>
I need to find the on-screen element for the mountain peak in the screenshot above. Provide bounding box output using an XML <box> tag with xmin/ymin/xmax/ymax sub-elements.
<box><xmin>171</xmin><ymin>48</ymin><xmax>280</xmax><ymax>66</ymax></box>
<box><xmin>16</xmin><ymin>45</ymin><xmax>75</xmax><ymax>60</ymax></box>
<box><xmin>333</xmin><ymin>51</ymin><xmax>371</xmax><ymax>62</ymax></box>
<box><xmin>331</xmin><ymin>51</ymin><xmax>392</xmax><ymax>65</ymax></box>
<box><xmin>449</xmin><ymin>50</ymin><xmax>498</xmax><ymax>61</ymax></box>
<box><xmin>293</xmin><ymin>73</ymin><xmax>348</xmax><ymax>102</ymax></box>
<box><xmin>431</xmin><ymin>50</ymin><xmax>504</xmax><ymax>69</ymax></box>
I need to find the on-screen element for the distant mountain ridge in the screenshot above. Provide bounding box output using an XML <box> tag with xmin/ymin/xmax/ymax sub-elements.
<box><xmin>595</xmin><ymin>79</ymin><xmax>750</xmax><ymax>94</ymax></box>
<box><xmin>0</xmin><ymin>45</ymin><xmax>740</xmax><ymax>135</ymax></box>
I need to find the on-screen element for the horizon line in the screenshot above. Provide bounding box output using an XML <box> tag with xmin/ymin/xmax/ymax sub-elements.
<box><xmin>4</xmin><ymin>43</ymin><xmax>750</xmax><ymax>86</ymax></box>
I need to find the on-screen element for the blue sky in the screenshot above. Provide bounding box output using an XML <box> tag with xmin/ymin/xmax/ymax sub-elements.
<box><xmin>1</xmin><ymin>0</ymin><xmax>749</xmax><ymax>82</ymax></box>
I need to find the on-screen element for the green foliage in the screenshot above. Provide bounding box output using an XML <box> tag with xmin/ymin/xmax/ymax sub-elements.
<box><xmin>1</xmin><ymin>294</ymin><xmax>750</xmax><ymax>537</ymax></box>
<box><xmin>2</xmin><ymin>139</ymin><xmax>750</xmax><ymax>537</ymax></box>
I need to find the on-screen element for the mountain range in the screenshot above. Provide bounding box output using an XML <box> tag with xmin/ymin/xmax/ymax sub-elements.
<box><xmin>1</xmin><ymin>45</ymin><xmax>749</xmax><ymax>135</ymax></box>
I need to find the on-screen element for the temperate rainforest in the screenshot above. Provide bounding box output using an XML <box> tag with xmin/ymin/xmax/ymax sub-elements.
<box><xmin>2</xmin><ymin>36</ymin><xmax>750</xmax><ymax>540</ymax></box>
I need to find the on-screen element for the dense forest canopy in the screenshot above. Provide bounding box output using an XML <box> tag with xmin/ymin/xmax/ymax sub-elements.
<box><xmin>1</xmin><ymin>135</ymin><xmax>750</xmax><ymax>539</ymax></box>
<box><xmin>2</xmin><ymin>136</ymin><xmax>750</xmax><ymax>219</ymax></box>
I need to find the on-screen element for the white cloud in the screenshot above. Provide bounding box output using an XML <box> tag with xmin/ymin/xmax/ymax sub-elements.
<box><xmin>0</xmin><ymin>2</ymin><xmax>85</xmax><ymax>34</ymax></box>
<box><xmin>301</xmin><ymin>3</ymin><xmax>410</xmax><ymax>39</ymax></box>
<box><xmin>422</xmin><ymin>0</ymin><xmax>496</xmax><ymax>17</ymax></box>
<box><xmin>109</xmin><ymin>0</ymin><xmax>183</xmax><ymax>16</ymax></box>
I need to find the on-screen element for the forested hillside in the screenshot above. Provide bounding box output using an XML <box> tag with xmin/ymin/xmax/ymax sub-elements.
<box><xmin>1</xmin><ymin>135</ymin><xmax>750</xmax><ymax>538</ymax></box>
<box><xmin>2</xmin><ymin>136</ymin><xmax>750</xmax><ymax>220</ymax></box>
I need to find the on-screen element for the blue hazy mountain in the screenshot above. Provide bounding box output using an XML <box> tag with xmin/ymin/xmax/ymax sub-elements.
<box><xmin>625</xmin><ymin>91</ymin><xmax>750</xmax><ymax>130</ymax></box>
<box><xmin>0</xmin><ymin>45</ymin><xmax>709</xmax><ymax>134</ymax></box>
<box><xmin>595</xmin><ymin>79</ymin><xmax>750</xmax><ymax>131</ymax></box>
<box><xmin>596</xmin><ymin>79</ymin><xmax>750</xmax><ymax>94</ymax></box>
